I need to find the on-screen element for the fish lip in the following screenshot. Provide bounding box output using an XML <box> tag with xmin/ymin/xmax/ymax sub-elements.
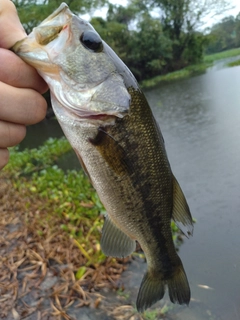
<box><xmin>40</xmin><ymin>2</ymin><xmax>71</xmax><ymax>24</ymax></box>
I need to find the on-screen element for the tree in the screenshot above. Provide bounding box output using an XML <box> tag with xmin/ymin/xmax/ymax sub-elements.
<box><xmin>91</xmin><ymin>16</ymin><xmax>131</xmax><ymax>61</ymax></box>
<box><xmin>107</xmin><ymin>3</ymin><xmax>139</xmax><ymax>25</ymax></box>
<box><xmin>235</xmin><ymin>12</ymin><xmax>240</xmax><ymax>47</ymax></box>
<box><xmin>205</xmin><ymin>13</ymin><xmax>240</xmax><ymax>53</ymax></box>
<box><xmin>92</xmin><ymin>4</ymin><xmax>173</xmax><ymax>80</ymax></box>
<box><xmin>140</xmin><ymin>0</ymin><xmax>233</xmax><ymax>30</ymax></box>
<box><xmin>132</xmin><ymin>0</ymin><xmax>233</xmax><ymax>64</ymax></box>
<box><xmin>13</xmin><ymin>0</ymin><xmax>107</xmax><ymax>34</ymax></box>
<box><xmin>208</xmin><ymin>16</ymin><xmax>236</xmax><ymax>52</ymax></box>
<box><xmin>126</xmin><ymin>13</ymin><xmax>173</xmax><ymax>79</ymax></box>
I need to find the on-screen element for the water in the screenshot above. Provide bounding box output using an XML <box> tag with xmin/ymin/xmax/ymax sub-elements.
<box><xmin>145</xmin><ymin>66</ymin><xmax>240</xmax><ymax>319</ymax></box>
<box><xmin>21</xmin><ymin>63</ymin><xmax>240</xmax><ymax>319</ymax></box>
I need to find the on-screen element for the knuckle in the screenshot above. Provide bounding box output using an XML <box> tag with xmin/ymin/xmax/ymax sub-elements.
<box><xmin>22</xmin><ymin>90</ymin><xmax>47</xmax><ymax>125</ymax></box>
<box><xmin>0</xmin><ymin>121</ymin><xmax>26</xmax><ymax>147</ymax></box>
<box><xmin>33</xmin><ymin>93</ymin><xmax>47</xmax><ymax>122</ymax></box>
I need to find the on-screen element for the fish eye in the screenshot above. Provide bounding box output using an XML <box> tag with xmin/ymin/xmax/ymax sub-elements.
<box><xmin>80</xmin><ymin>30</ymin><xmax>103</xmax><ymax>53</ymax></box>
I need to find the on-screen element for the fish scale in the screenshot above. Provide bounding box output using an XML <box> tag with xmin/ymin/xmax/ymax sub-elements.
<box><xmin>12</xmin><ymin>2</ymin><xmax>193</xmax><ymax>312</ymax></box>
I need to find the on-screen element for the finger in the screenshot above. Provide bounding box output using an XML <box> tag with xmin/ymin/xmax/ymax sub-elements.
<box><xmin>0</xmin><ymin>0</ymin><xmax>26</xmax><ymax>49</ymax></box>
<box><xmin>0</xmin><ymin>82</ymin><xmax>47</xmax><ymax>125</ymax></box>
<box><xmin>0</xmin><ymin>121</ymin><xmax>26</xmax><ymax>148</ymax></box>
<box><xmin>0</xmin><ymin>148</ymin><xmax>9</xmax><ymax>170</ymax></box>
<box><xmin>0</xmin><ymin>49</ymin><xmax>48</xmax><ymax>94</ymax></box>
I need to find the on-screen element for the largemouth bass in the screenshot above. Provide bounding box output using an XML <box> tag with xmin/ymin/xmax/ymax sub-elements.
<box><xmin>12</xmin><ymin>3</ymin><xmax>193</xmax><ymax>312</ymax></box>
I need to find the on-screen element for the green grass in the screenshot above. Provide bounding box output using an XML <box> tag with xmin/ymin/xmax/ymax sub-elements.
<box><xmin>141</xmin><ymin>62</ymin><xmax>210</xmax><ymax>88</ymax></box>
<box><xmin>142</xmin><ymin>303</ymin><xmax>173</xmax><ymax>319</ymax></box>
<box><xmin>204</xmin><ymin>47</ymin><xmax>240</xmax><ymax>64</ymax></box>
<box><xmin>141</xmin><ymin>47</ymin><xmax>240</xmax><ymax>89</ymax></box>
<box><xmin>227</xmin><ymin>59</ymin><xmax>240</xmax><ymax>67</ymax></box>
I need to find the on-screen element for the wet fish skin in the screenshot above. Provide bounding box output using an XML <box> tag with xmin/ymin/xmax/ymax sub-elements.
<box><xmin>12</xmin><ymin>3</ymin><xmax>193</xmax><ymax>312</ymax></box>
<box><xmin>94</xmin><ymin>88</ymin><xmax>192</xmax><ymax>312</ymax></box>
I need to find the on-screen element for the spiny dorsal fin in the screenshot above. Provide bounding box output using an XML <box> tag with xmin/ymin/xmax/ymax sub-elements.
<box><xmin>172</xmin><ymin>176</ymin><xmax>193</xmax><ymax>237</ymax></box>
<box><xmin>101</xmin><ymin>214</ymin><xmax>136</xmax><ymax>258</ymax></box>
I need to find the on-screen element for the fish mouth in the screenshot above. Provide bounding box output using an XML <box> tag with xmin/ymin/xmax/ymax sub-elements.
<box><xmin>11</xmin><ymin>3</ymin><xmax>73</xmax><ymax>69</ymax></box>
<box><xmin>33</xmin><ymin>3</ymin><xmax>72</xmax><ymax>46</ymax></box>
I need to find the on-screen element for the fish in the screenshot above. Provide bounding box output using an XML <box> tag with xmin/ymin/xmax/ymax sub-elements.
<box><xmin>12</xmin><ymin>3</ymin><xmax>193</xmax><ymax>312</ymax></box>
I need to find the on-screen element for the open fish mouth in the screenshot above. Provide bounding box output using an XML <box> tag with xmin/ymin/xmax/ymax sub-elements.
<box><xmin>12</xmin><ymin>3</ymin><xmax>73</xmax><ymax>67</ymax></box>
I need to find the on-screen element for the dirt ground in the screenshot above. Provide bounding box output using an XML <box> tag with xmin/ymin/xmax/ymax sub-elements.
<box><xmin>0</xmin><ymin>177</ymin><xmax>144</xmax><ymax>320</ymax></box>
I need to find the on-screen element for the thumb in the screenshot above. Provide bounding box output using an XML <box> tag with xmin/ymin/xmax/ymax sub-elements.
<box><xmin>0</xmin><ymin>0</ymin><xmax>26</xmax><ymax>49</ymax></box>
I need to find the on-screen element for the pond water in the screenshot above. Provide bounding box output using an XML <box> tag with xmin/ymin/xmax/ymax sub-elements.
<box><xmin>21</xmin><ymin>62</ymin><xmax>240</xmax><ymax>319</ymax></box>
<box><xmin>145</xmin><ymin>65</ymin><xmax>240</xmax><ymax>319</ymax></box>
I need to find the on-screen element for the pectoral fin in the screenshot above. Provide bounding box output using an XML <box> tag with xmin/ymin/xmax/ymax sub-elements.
<box><xmin>89</xmin><ymin>127</ymin><xmax>133</xmax><ymax>176</ymax></box>
<box><xmin>172</xmin><ymin>176</ymin><xmax>193</xmax><ymax>237</ymax></box>
<box><xmin>101</xmin><ymin>214</ymin><xmax>136</xmax><ymax>258</ymax></box>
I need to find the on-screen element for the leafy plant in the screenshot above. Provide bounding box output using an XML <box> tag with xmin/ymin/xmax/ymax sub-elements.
<box><xmin>5</xmin><ymin>137</ymin><xmax>72</xmax><ymax>176</ymax></box>
<box><xmin>4</xmin><ymin>138</ymin><xmax>106</xmax><ymax>266</ymax></box>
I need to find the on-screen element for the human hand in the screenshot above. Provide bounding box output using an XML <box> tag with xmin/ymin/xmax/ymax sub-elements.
<box><xmin>0</xmin><ymin>0</ymin><xmax>48</xmax><ymax>170</ymax></box>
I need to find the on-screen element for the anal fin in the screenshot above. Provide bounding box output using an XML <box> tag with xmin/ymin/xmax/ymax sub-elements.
<box><xmin>172</xmin><ymin>176</ymin><xmax>193</xmax><ymax>237</ymax></box>
<box><xmin>101</xmin><ymin>214</ymin><xmax>136</xmax><ymax>258</ymax></box>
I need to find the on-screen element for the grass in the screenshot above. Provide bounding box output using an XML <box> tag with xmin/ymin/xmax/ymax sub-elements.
<box><xmin>227</xmin><ymin>59</ymin><xmax>240</xmax><ymax>67</ymax></box>
<box><xmin>141</xmin><ymin>63</ymin><xmax>210</xmax><ymax>88</ymax></box>
<box><xmin>204</xmin><ymin>47</ymin><xmax>240</xmax><ymax>64</ymax></box>
<box><xmin>143</xmin><ymin>305</ymin><xmax>171</xmax><ymax>320</ymax></box>
<box><xmin>141</xmin><ymin>47</ymin><xmax>240</xmax><ymax>89</ymax></box>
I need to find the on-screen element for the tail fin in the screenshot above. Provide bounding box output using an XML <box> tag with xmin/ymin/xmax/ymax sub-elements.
<box><xmin>136</xmin><ymin>264</ymin><xmax>190</xmax><ymax>312</ymax></box>
<box><xmin>136</xmin><ymin>271</ymin><xmax>165</xmax><ymax>313</ymax></box>
<box><xmin>168</xmin><ymin>264</ymin><xmax>191</xmax><ymax>305</ymax></box>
